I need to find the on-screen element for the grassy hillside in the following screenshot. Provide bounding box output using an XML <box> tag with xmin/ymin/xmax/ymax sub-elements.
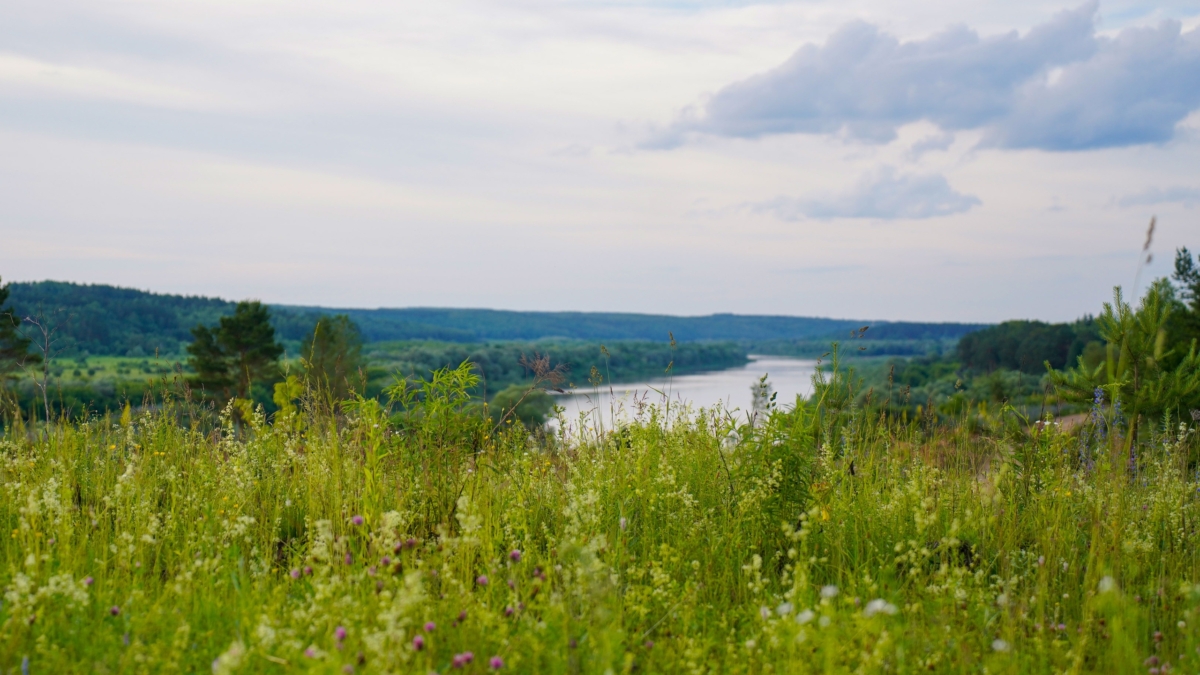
<box><xmin>1</xmin><ymin>365</ymin><xmax>1198</xmax><ymax>673</ymax></box>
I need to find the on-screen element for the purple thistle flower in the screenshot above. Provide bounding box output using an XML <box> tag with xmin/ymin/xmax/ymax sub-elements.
<box><xmin>304</xmin><ymin>647</ymin><xmax>317</xmax><ymax>658</ymax></box>
<box><xmin>424</xmin><ymin>621</ymin><xmax>436</xmax><ymax>632</ymax></box>
<box><xmin>344</xmin><ymin>553</ymin><xmax>353</xmax><ymax>565</ymax></box>
<box><xmin>351</xmin><ymin>515</ymin><xmax>364</xmax><ymax>526</ymax></box>
<box><xmin>304</xmin><ymin>566</ymin><xmax>313</xmax><ymax>576</ymax></box>
<box><xmin>84</xmin><ymin>576</ymin><xmax>94</xmax><ymax>586</ymax></box>
<box><xmin>290</xmin><ymin>569</ymin><xmax>301</xmax><ymax>579</ymax></box>
<box><xmin>457</xmin><ymin>610</ymin><xmax>467</xmax><ymax>622</ymax></box>
<box><xmin>110</xmin><ymin>606</ymin><xmax>120</xmax><ymax>616</ymax></box>
<box><xmin>406</xmin><ymin>537</ymin><xmax>417</xmax><ymax>548</ymax></box>
<box><xmin>393</xmin><ymin>541</ymin><xmax>403</xmax><ymax>554</ymax></box>
<box><xmin>507</xmin><ymin>579</ymin><xmax>515</xmax><ymax>589</ymax></box>
<box><xmin>509</xmin><ymin>549</ymin><xmax>521</xmax><ymax>562</ymax></box>
<box><xmin>342</xmin><ymin>666</ymin><xmax>354</xmax><ymax>674</ymax></box>
<box><xmin>490</xmin><ymin>656</ymin><xmax>504</xmax><ymax>670</ymax></box>
<box><xmin>504</xmin><ymin>606</ymin><xmax>514</xmax><ymax>617</ymax></box>
<box><xmin>335</xmin><ymin>626</ymin><xmax>347</xmax><ymax>642</ymax></box>
<box><xmin>476</xmin><ymin>575</ymin><xmax>488</xmax><ymax>586</ymax></box>
<box><xmin>381</xmin><ymin>556</ymin><xmax>390</xmax><ymax>565</ymax></box>
<box><xmin>412</xmin><ymin>635</ymin><xmax>425</xmax><ymax>651</ymax></box>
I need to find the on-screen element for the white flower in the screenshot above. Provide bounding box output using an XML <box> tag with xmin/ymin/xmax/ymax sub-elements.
<box><xmin>760</xmin><ymin>606</ymin><xmax>771</xmax><ymax>620</ymax></box>
<box><xmin>863</xmin><ymin>599</ymin><xmax>898</xmax><ymax>617</ymax></box>
<box><xmin>795</xmin><ymin>609</ymin><xmax>816</xmax><ymax>625</ymax></box>
<box><xmin>776</xmin><ymin>602</ymin><xmax>793</xmax><ymax>616</ymax></box>
<box><xmin>991</xmin><ymin>639</ymin><xmax>1010</xmax><ymax>652</ymax></box>
<box><xmin>820</xmin><ymin>585</ymin><xmax>839</xmax><ymax>599</ymax></box>
<box><xmin>1098</xmin><ymin>576</ymin><xmax>1116</xmax><ymax>594</ymax></box>
<box><xmin>212</xmin><ymin>640</ymin><xmax>246</xmax><ymax>674</ymax></box>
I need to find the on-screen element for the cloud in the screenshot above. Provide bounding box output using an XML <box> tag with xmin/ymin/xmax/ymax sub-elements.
<box><xmin>656</xmin><ymin>2</ymin><xmax>1200</xmax><ymax>151</ymax></box>
<box><xmin>906</xmin><ymin>131</ymin><xmax>956</xmax><ymax>160</ymax></box>
<box><xmin>1118</xmin><ymin>186</ymin><xmax>1200</xmax><ymax>207</ymax></box>
<box><xmin>756</xmin><ymin>167</ymin><xmax>980</xmax><ymax>220</ymax></box>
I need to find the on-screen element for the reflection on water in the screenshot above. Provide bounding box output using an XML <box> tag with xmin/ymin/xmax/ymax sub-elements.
<box><xmin>552</xmin><ymin>355</ymin><xmax>818</xmax><ymax>429</ymax></box>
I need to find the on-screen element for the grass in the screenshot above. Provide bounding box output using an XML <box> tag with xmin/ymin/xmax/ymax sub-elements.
<box><xmin>2</xmin><ymin>362</ymin><xmax>1199</xmax><ymax>674</ymax></box>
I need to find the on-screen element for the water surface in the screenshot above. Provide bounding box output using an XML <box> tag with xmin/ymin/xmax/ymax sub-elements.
<box><xmin>553</xmin><ymin>355</ymin><xmax>818</xmax><ymax>428</ymax></box>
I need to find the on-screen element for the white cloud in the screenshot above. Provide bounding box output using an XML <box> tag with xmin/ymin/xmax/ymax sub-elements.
<box><xmin>756</xmin><ymin>167</ymin><xmax>981</xmax><ymax>220</ymax></box>
<box><xmin>656</xmin><ymin>2</ymin><xmax>1200</xmax><ymax>151</ymax></box>
<box><xmin>1118</xmin><ymin>185</ymin><xmax>1200</xmax><ymax>207</ymax></box>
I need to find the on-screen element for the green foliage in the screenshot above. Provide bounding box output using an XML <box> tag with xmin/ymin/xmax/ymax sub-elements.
<box><xmin>187</xmin><ymin>301</ymin><xmax>285</xmax><ymax>401</ymax></box>
<box><xmin>367</xmin><ymin>340</ymin><xmax>749</xmax><ymax>399</ymax></box>
<box><xmin>0</xmin><ymin>277</ymin><xmax>37</xmax><ymax>381</ymax></box>
<box><xmin>303</xmin><ymin>314</ymin><xmax>365</xmax><ymax>401</ymax></box>
<box><xmin>957</xmin><ymin>319</ymin><xmax>1101</xmax><ymax>374</ymax></box>
<box><xmin>1052</xmin><ymin>282</ymin><xmax>1200</xmax><ymax>429</ymax></box>
<box><xmin>488</xmin><ymin>384</ymin><xmax>555</xmax><ymax>428</ymax></box>
<box><xmin>7</xmin><ymin>281</ymin><xmax>988</xmax><ymax>355</ymax></box>
<box><xmin>4</xmin><ymin>365</ymin><xmax>1200</xmax><ymax>673</ymax></box>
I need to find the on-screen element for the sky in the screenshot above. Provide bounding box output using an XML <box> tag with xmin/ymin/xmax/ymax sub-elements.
<box><xmin>1</xmin><ymin>0</ymin><xmax>1198</xmax><ymax>323</ymax></box>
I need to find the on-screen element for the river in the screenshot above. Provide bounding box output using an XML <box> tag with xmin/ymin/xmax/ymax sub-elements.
<box><xmin>551</xmin><ymin>355</ymin><xmax>819</xmax><ymax>430</ymax></box>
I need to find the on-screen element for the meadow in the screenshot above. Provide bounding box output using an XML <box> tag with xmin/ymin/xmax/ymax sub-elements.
<box><xmin>2</xmin><ymin>356</ymin><xmax>1199</xmax><ymax>675</ymax></box>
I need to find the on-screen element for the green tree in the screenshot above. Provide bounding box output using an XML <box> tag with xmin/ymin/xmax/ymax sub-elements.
<box><xmin>0</xmin><ymin>276</ymin><xmax>39</xmax><ymax>381</ymax></box>
<box><xmin>1052</xmin><ymin>281</ymin><xmax>1200</xmax><ymax>453</ymax></box>
<box><xmin>302</xmin><ymin>314</ymin><xmax>364</xmax><ymax>401</ymax></box>
<box><xmin>1168</xmin><ymin>247</ymin><xmax>1200</xmax><ymax>358</ymax></box>
<box><xmin>187</xmin><ymin>301</ymin><xmax>283</xmax><ymax>401</ymax></box>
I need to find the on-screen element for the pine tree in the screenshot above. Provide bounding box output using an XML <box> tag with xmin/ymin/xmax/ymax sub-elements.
<box><xmin>302</xmin><ymin>314</ymin><xmax>364</xmax><ymax>401</ymax></box>
<box><xmin>187</xmin><ymin>301</ymin><xmax>283</xmax><ymax>401</ymax></box>
<box><xmin>0</xmin><ymin>276</ymin><xmax>38</xmax><ymax>381</ymax></box>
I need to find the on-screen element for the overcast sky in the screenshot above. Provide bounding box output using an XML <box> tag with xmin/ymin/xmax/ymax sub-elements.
<box><xmin>2</xmin><ymin>0</ymin><xmax>1198</xmax><ymax>322</ymax></box>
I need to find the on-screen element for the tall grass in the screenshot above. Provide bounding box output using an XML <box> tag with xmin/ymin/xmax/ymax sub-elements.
<box><xmin>2</xmin><ymin>363</ymin><xmax>1199</xmax><ymax>673</ymax></box>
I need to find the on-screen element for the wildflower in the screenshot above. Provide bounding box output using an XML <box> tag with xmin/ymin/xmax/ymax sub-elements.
<box><xmin>1179</xmin><ymin>621</ymin><xmax>1187</xmax><ymax>629</ymax></box>
<box><xmin>381</xmin><ymin>556</ymin><xmax>390</xmax><ymax>566</ymax></box>
<box><xmin>406</xmin><ymin>537</ymin><xmax>417</xmax><ymax>548</ymax></box>
<box><xmin>1154</xmin><ymin>631</ymin><xmax>1164</xmax><ymax>643</ymax></box>
<box><xmin>619</xmin><ymin>517</ymin><xmax>627</xmax><ymax>531</ymax></box>
<box><xmin>1037</xmin><ymin>556</ymin><xmax>1045</xmax><ymax>567</ymax></box>
<box><xmin>290</xmin><ymin>569</ymin><xmax>301</xmax><ymax>579</ymax></box>
<box><xmin>351</xmin><ymin>515</ymin><xmax>364</xmax><ymax>526</ymax></box>
<box><xmin>477</xmin><ymin>575</ymin><xmax>489</xmax><ymax>586</ymax></box>
<box><xmin>458</xmin><ymin>610</ymin><xmax>468</xmax><ymax>622</ymax></box>
<box><xmin>504</xmin><ymin>606</ymin><xmax>514</xmax><ymax>617</ymax></box>
<box><xmin>796</xmin><ymin>609</ymin><xmax>815</xmax><ymax>625</ymax></box>
<box><xmin>510</xmin><ymin>549</ymin><xmax>522</xmax><ymax>563</ymax></box>
<box><xmin>368</xmin><ymin>567</ymin><xmax>377</xmax><ymax>576</ymax></box>
<box><xmin>304</xmin><ymin>647</ymin><xmax>318</xmax><ymax>659</ymax></box>
<box><xmin>864</xmin><ymin>599</ymin><xmax>898</xmax><ymax>617</ymax></box>
<box><xmin>345</xmin><ymin>553</ymin><xmax>353</xmax><ymax>565</ymax></box>
<box><xmin>451</xmin><ymin>652</ymin><xmax>474</xmax><ymax>668</ymax></box>
<box><xmin>820</xmin><ymin>585</ymin><xmax>839</xmax><ymax>599</ymax></box>
<box><xmin>776</xmin><ymin>602</ymin><xmax>793</xmax><ymax>616</ymax></box>
<box><xmin>342</xmin><ymin>666</ymin><xmax>354</xmax><ymax>674</ymax></box>
<box><xmin>490</xmin><ymin>656</ymin><xmax>504</xmax><ymax>670</ymax></box>
<box><xmin>425</xmin><ymin>622</ymin><xmax>436</xmax><ymax>632</ymax></box>
<box><xmin>84</xmin><ymin>576</ymin><xmax>94</xmax><ymax>586</ymax></box>
<box><xmin>412</xmin><ymin>635</ymin><xmax>425</xmax><ymax>651</ymax></box>
<box><xmin>507</xmin><ymin>579</ymin><xmax>515</xmax><ymax>589</ymax></box>
<box><xmin>992</xmin><ymin>639</ymin><xmax>1010</xmax><ymax>652</ymax></box>
<box><xmin>644</xmin><ymin>641</ymin><xmax>654</xmax><ymax>649</ymax></box>
<box><xmin>1146</xmin><ymin>656</ymin><xmax>1160</xmax><ymax>667</ymax></box>
<box><xmin>304</xmin><ymin>566</ymin><xmax>313</xmax><ymax>576</ymax></box>
<box><xmin>335</xmin><ymin>626</ymin><xmax>347</xmax><ymax>642</ymax></box>
<box><xmin>760</xmin><ymin>606</ymin><xmax>771</xmax><ymax>620</ymax></box>
<box><xmin>1099</xmin><ymin>576</ymin><xmax>1116</xmax><ymax>594</ymax></box>
<box><xmin>110</xmin><ymin>606</ymin><xmax>120</xmax><ymax>616</ymax></box>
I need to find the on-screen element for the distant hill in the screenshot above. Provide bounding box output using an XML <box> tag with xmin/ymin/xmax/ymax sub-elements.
<box><xmin>4</xmin><ymin>281</ymin><xmax>989</xmax><ymax>356</ymax></box>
